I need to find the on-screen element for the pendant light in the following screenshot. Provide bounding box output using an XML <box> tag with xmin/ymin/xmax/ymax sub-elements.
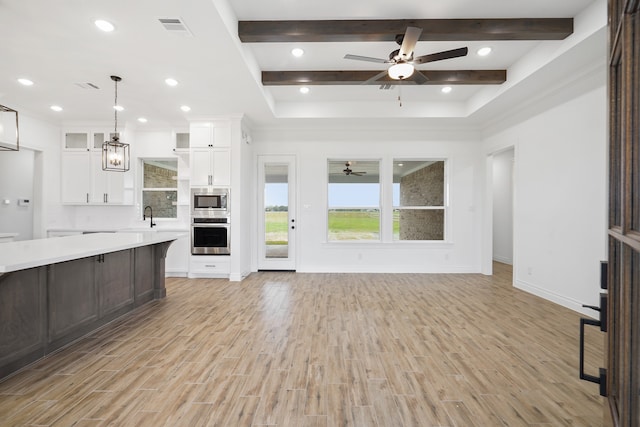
<box><xmin>0</xmin><ymin>104</ymin><xmax>19</xmax><ymax>151</ymax></box>
<box><xmin>102</xmin><ymin>75</ymin><xmax>129</xmax><ymax>172</ymax></box>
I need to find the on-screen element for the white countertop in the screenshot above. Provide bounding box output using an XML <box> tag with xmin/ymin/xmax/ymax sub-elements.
<box><xmin>0</xmin><ymin>232</ymin><xmax>186</xmax><ymax>273</ymax></box>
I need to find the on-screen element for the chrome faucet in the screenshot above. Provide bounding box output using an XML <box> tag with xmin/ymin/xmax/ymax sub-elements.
<box><xmin>143</xmin><ymin>206</ymin><xmax>156</xmax><ymax>228</ymax></box>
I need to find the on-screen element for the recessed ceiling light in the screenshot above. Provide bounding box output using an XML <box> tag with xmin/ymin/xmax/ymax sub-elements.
<box><xmin>299</xmin><ymin>87</ymin><xmax>310</xmax><ymax>94</ymax></box>
<box><xmin>180</xmin><ymin>105</ymin><xmax>191</xmax><ymax>112</ymax></box>
<box><xmin>94</xmin><ymin>19</ymin><xmax>115</xmax><ymax>32</ymax></box>
<box><xmin>17</xmin><ymin>78</ymin><xmax>34</xmax><ymax>86</ymax></box>
<box><xmin>50</xmin><ymin>105</ymin><xmax>63</xmax><ymax>112</ymax></box>
<box><xmin>138</xmin><ymin>117</ymin><xmax>148</xmax><ymax>123</ymax></box>
<box><xmin>291</xmin><ymin>48</ymin><xmax>304</xmax><ymax>57</ymax></box>
<box><xmin>441</xmin><ymin>86</ymin><xmax>452</xmax><ymax>94</ymax></box>
<box><xmin>113</xmin><ymin>105</ymin><xmax>124</xmax><ymax>111</ymax></box>
<box><xmin>165</xmin><ymin>78</ymin><xmax>178</xmax><ymax>87</ymax></box>
<box><xmin>477</xmin><ymin>47</ymin><xmax>492</xmax><ymax>57</ymax></box>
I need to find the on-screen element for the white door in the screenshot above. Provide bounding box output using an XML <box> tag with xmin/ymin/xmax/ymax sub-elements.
<box><xmin>257</xmin><ymin>155</ymin><xmax>296</xmax><ymax>270</ymax></box>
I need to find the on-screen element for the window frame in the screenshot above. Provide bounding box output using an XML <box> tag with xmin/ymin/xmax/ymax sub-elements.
<box><xmin>140</xmin><ymin>158</ymin><xmax>179</xmax><ymax>220</ymax></box>
<box><xmin>325</xmin><ymin>157</ymin><xmax>450</xmax><ymax>244</ymax></box>
<box><xmin>326</xmin><ymin>159</ymin><xmax>382</xmax><ymax>242</ymax></box>
<box><xmin>392</xmin><ymin>158</ymin><xmax>448</xmax><ymax>242</ymax></box>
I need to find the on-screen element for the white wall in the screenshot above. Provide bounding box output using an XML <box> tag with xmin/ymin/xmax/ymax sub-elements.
<box><xmin>492</xmin><ymin>148</ymin><xmax>514</xmax><ymax>264</ymax></box>
<box><xmin>252</xmin><ymin>129</ymin><xmax>484</xmax><ymax>273</ymax></box>
<box><xmin>0</xmin><ymin>148</ymin><xmax>35</xmax><ymax>240</ymax></box>
<box><xmin>483</xmin><ymin>85</ymin><xmax>607</xmax><ymax>315</ymax></box>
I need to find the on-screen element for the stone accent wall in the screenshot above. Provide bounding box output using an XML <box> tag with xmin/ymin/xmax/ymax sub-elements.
<box><xmin>143</xmin><ymin>163</ymin><xmax>177</xmax><ymax>218</ymax></box>
<box><xmin>143</xmin><ymin>163</ymin><xmax>176</xmax><ymax>188</ymax></box>
<box><xmin>399</xmin><ymin>161</ymin><xmax>444</xmax><ymax>240</ymax></box>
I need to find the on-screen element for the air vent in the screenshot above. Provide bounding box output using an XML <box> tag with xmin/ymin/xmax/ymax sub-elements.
<box><xmin>75</xmin><ymin>82</ymin><xmax>100</xmax><ymax>89</ymax></box>
<box><xmin>379</xmin><ymin>84</ymin><xmax>395</xmax><ymax>90</ymax></box>
<box><xmin>158</xmin><ymin>18</ymin><xmax>193</xmax><ymax>37</ymax></box>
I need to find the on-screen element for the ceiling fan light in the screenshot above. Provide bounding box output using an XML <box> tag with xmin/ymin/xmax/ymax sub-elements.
<box><xmin>388</xmin><ymin>62</ymin><xmax>414</xmax><ymax>80</ymax></box>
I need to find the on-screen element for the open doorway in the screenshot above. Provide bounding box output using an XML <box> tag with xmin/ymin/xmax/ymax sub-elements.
<box><xmin>0</xmin><ymin>147</ymin><xmax>37</xmax><ymax>241</ymax></box>
<box><xmin>492</xmin><ymin>147</ymin><xmax>514</xmax><ymax>266</ymax></box>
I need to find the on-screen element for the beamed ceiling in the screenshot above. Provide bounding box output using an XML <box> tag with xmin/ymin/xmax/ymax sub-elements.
<box><xmin>239</xmin><ymin>18</ymin><xmax>573</xmax><ymax>86</ymax></box>
<box><xmin>0</xmin><ymin>0</ymin><xmax>603</xmax><ymax>126</ymax></box>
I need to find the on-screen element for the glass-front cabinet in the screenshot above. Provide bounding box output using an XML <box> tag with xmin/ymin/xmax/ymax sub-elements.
<box><xmin>63</xmin><ymin>130</ymin><xmax>121</xmax><ymax>151</ymax></box>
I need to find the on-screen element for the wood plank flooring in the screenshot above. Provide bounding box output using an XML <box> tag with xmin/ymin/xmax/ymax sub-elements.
<box><xmin>0</xmin><ymin>263</ymin><xmax>604</xmax><ymax>426</ymax></box>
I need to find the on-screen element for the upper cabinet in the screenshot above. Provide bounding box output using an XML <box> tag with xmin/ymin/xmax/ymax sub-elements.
<box><xmin>189</xmin><ymin>121</ymin><xmax>231</xmax><ymax>187</ymax></box>
<box><xmin>64</xmin><ymin>130</ymin><xmax>120</xmax><ymax>151</ymax></box>
<box><xmin>189</xmin><ymin>122</ymin><xmax>231</xmax><ymax>148</ymax></box>
<box><xmin>61</xmin><ymin>128</ymin><xmax>129</xmax><ymax>205</ymax></box>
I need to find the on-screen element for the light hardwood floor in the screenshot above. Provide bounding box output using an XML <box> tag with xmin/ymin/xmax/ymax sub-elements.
<box><xmin>0</xmin><ymin>263</ymin><xmax>604</xmax><ymax>426</ymax></box>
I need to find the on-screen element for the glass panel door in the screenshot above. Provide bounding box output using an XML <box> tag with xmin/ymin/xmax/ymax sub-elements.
<box><xmin>258</xmin><ymin>155</ymin><xmax>296</xmax><ymax>270</ymax></box>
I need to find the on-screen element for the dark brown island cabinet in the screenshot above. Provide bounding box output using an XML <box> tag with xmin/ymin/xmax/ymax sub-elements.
<box><xmin>0</xmin><ymin>232</ymin><xmax>183</xmax><ymax>380</ymax></box>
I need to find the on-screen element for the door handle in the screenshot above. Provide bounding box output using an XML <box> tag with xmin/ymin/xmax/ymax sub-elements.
<box><xmin>578</xmin><ymin>292</ymin><xmax>607</xmax><ymax>396</ymax></box>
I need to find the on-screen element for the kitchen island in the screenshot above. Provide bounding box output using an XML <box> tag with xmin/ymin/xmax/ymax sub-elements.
<box><xmin>0</xmin><ymin>232</ymin><xmax>184</xmax><ymax>379</ymax></box>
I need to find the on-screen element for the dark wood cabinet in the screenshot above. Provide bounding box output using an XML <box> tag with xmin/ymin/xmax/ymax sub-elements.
<box><xmin>0</xmin><ymin>241</ymin><xmax>173</xmax><ymax>380</ymax></box>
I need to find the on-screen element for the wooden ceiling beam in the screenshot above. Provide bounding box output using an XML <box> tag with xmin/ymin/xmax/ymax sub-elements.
<box><xmin>239</xmin><ymin>18</ymin><xmax>573</xmax><ymax>43</ymax></box>
<box><xmin>262</xmin><ymin>70</ymin><xmax>507</xmax><ymax>86</ymax></box>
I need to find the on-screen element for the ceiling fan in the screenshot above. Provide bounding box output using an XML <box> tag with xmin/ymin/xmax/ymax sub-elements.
<box><xmin>342</xmin><ymin>161</ymin><xmax>366</xmax><ymax>176</ymax></box>
<box><xmin>344</xmin><ymin>26</ymin><xmax>468</xmax><ymax>85</ymax></box>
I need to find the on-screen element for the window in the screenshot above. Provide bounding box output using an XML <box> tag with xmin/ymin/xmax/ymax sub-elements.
<box><xmin>142</xmin><ymin>159</ymin><xmax>178</xmax><ymax>219</ymax></box>
<box><xmin>393</xmin><ymin>160</ymin><xmax>446</xmax><ymax>241</ymax></box>
<box><xmin>327</xmin><ymin>160</ymin><xmax>380</xmax><ymax>241</ymax></box>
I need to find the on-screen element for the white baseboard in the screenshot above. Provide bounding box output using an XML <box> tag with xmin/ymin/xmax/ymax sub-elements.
<box><xmin>165</xmin><ymin>271</ymin><xmax>187</xmax><ymax>278</ymax></box>
<box><xmin>492</xmin><ymin>255</ymin><xmax>513</xmax><ymax>265</ymax></box>
<box><xmin>229</xmin><ymin>271</ymin><xmax>251</xmax><ymax>282</ymax></box>
<box><xmin>515</xmin><ymin>279</ymin><xmax>597</xmax><ymax>318</ymax></box>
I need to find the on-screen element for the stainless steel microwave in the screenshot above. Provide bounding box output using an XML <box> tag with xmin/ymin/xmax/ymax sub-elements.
<box><xmin>191</xmin><ymin>188</ymin><xmax>229</xmax><ymax>216</ymax></box>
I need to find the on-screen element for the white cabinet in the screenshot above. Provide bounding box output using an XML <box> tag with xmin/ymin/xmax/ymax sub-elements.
<box><xmin>64</xmin><ymin>130</ymin><xmax>120</xmax><ymax>151</ymax></box>
<box><xmin>189</xmin><ymin>121</ymin><xmax>231</xmax><ymax>187</ymax></box>
<box><xmin>190</xmin><ymin>148</ymin><xmax>230</xmax><ymax>187</ymax></box>
<box><xmin>61</xmin><ymin>152</ymin><xmax>125</xmax><ymax>204</ymax></box>
<box><xmin>189</xmin><ymin>255</ymin><xmax>229</xmax><ymax>278</ymax></box>
<box><xmin>189</xmin><ymin>122</ymin><xmax>230</xmax><ymax>148</ymax></box>
<box><xmin>90</xmin><ymin>152</ymin><xmax>124</xmax><ymax>204</ymax></box>
<box><xmin>61</xmin><ymin>128</ymin><xmax>127</xmax><ymax>205</ymax></box>
<box><xmin>61</xmin><ymin>152</ymin><xmax>91</xmax><ymax>204</ymax></box>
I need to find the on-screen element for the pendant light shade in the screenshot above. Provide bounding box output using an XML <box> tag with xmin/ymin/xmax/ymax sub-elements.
<box><xmin>102</xmin><ymin>75</ymin><xmax>130</xmax><ymax>172</ymax></box>
<box><xmin>0</xmin><ymin>104</ymin><xmax>19</xmax><ymax>151</ymax></box>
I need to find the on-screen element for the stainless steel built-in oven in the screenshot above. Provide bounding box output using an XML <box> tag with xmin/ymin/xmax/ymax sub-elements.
<box><xmin>191</xmin><ymin>217</ymin><xmax>230</xmax><ymax>255</ymax></box>
<box><xmin>191</xmin><ymin>188</ymin><xmax>229</xmax><ymax>217</ymax></box>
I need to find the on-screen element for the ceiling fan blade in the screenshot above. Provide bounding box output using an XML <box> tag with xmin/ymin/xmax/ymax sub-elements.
<box><xmin>399</xmin><ymin>26</ymin><xmax>422</xmax><ymax>59</ymax></box>
<box><xmin>344</xmin><ymin>54</ymin><xmax>389</xmax><ymax>64</ymax></box>
<box><xmin>412</xmin><ymin>47</ymin><xmax>469</xmax><ymax>65</ymax></box>
<box><xmin>411</xmin><ymin>70</ymin><xmax>429</xmax><ymax>85</ymax></box>
<box><xmin>361</xmin><ymin>70</ymin><xmax>389</xmax><ymax>85</ymax></box>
